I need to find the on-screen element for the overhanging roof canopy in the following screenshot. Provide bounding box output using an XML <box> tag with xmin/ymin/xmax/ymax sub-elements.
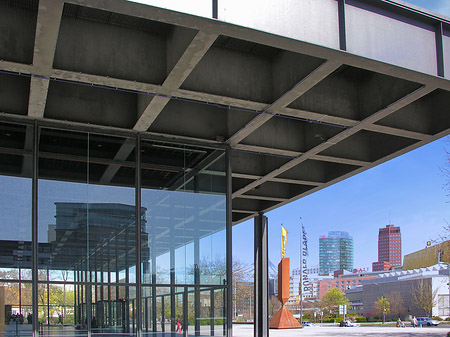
<box><xmin>0</xmin><ymin>0</ymin><xmax>449</xmax><ymax>225</ymax></box>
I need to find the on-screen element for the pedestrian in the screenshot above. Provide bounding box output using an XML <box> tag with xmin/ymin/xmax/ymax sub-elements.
<box><xmin>176</xmin><ymin>316</ymin><xmax>182</xmax><ymax>333</ymax></box>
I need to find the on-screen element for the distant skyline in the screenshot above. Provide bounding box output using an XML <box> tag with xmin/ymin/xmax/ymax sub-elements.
<box><xmin>235</xmin><ymin>136</ymin><xmax>450</xmax><ymax>271</ymax></box>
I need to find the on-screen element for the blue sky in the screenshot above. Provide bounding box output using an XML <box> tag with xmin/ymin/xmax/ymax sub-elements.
<box><xmin>232</xmin><ymin>0</ymin><xmax>450</xmax><ymax>272</ymax></box>
<box><xmin>234</xmin><ymin>137</ymin><xmax>450</xmax><ymax>271</ymax></box>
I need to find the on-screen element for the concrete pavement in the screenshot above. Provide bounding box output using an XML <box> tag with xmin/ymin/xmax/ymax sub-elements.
<box><xmin>233</xmin><ymin>324</ymin><xmax>450</xmax><ymax>337</ymax></box>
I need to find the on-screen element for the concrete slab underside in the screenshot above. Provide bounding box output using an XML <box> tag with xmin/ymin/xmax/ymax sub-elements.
<box><xmin>0</xmin><ymin>0</ymin><xmax>449</xmax><ymax>225</ymax></box>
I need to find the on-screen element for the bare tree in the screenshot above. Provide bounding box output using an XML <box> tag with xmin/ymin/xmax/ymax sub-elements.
<box><xmin>411</xmin><ymin>279</ymin><xmax>438</xmax><ymax>317</ymax></box>
<box><xmin>386</xmin><ymin>291</ymin><xmax>406</xmax><ymax>318</ymax></box>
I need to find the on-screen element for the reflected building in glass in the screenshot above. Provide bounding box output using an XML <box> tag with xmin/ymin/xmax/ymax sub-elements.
<box><xmin>0</xmin><ymin>122</ymin><xmax>228</xmax><ymax>337</ymax></box>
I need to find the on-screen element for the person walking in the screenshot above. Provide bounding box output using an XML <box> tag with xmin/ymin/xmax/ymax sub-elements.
<box><xmin>176</xmin><ymin>316</ymin><xmax>182</xmax><ymax>333</ymax></box>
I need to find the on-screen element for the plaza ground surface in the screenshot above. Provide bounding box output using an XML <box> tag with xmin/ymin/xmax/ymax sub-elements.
<box><xmin>3</xmin><ymin>323</ymin><xmax>450</xmax><ymax>337</ymax></box>
<box><xmin>233</xmin><ymin>324</ymin><xmax>450</xmax><ymax>337</ymax></box>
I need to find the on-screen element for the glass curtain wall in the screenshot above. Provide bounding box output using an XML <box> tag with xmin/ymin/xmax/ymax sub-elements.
<box><xmin>0</xmin><ymin>121</ymin><xmax>228</xmax><ymax>337</ymax></box>
<box><xmin>38</xmin><ymin>127</ymin><xmax>136</xmax><ymax>336</ymax></box>
<box><xmin>0</xmin><ymin>121</ymin><xmax>33</xmax><ymax>337</ymax></box>
<box><xmin>140</xmin><ymin>140</ymin><xmax>227</xmax><ymax>337</ymax></box>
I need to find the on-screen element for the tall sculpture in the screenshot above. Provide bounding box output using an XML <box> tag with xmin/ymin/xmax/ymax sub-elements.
<box><xmin>269</xmin><ymin>227</ymin><xmax>302</xmax><ymax>329</ymax></box>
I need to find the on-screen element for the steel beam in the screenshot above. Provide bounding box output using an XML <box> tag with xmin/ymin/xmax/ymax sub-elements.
<box><xmin>28</xmin><ymin>0</ymin><xmax>64</xmax><ymax>118</ymax></box>
<box><xmin>134</xmin><ymin>31</ymin><xmax>218</xmax><ymax>132</ymax></box>
<box><xmin>232</xmin><ymin>85</ymin><xmax>435</xmax><ymax>198</ymax></box>
<box><xmin>227</xmin><ymin>60</ymin><xmax>342</xmax><ymax>146</ymax></box>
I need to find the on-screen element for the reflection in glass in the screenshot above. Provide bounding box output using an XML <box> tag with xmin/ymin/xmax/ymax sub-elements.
<box><xmin>0</xmin><ymin>122</ymin><xmax>229</xmax><ymax>337</ymax></box>
<box><xmin>0</xmin><ymin>122</ymin><xmax>33</xmax><ymax>337</ymax></box>
<box><xmin>38</xmin><ymin>128</ymin><xmax>138</xmax><ymax>335</ymax></box>
<box><xmin>0</xmin><ymin>281</ymin><xmax>33</xmax><ymax>337</ymax></box>
<box><xmin>0</xmin><ymin>122</ymin><xmax>32</xmax><ymax>281</ymax></box>
<box><xmin>140</xmin><ymin>140</ymin><xmax>227</xmax><ymax>336</ymax></box>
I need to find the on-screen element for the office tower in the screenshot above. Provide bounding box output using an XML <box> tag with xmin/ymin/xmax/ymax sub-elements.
<box><xmin>319</xmin><ymin>231</ymin><xmax>354</xmax><ymax>274</ymax></box>
<box><xmin>372</xmin><ymin>224</ymin><xmax>402</xmax><ymax>271</ymax></box>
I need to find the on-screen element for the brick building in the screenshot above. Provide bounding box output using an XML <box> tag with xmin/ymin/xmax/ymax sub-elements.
<box><xmin>372</xmin><ymin>225</ymin><xmax>402</xmax><ymax>272</ymax></box>
<box><xmin>318</xmin><ymin>270</ymin><xmax>378</xmax><ymax>299</ymax></box>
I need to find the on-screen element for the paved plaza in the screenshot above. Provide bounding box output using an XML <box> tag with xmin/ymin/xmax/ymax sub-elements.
<box><xmin>233</xmin><ymin>324</ymin><xmax>450</xmax><ymax>337</ymax></box>
<box><xmin>3</xmin><ymin>323</ymin><xmax>450</xmax><ymax>337</ymax></box>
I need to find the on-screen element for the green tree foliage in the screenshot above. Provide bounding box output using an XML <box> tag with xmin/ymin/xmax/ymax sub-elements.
<box><xmin>373</xmin><ymin>296</ymin><xmax>390</xmax><ymax>319</ymax></box>
<box><xmin>319</xmin><ymin>288</ymin><xmax>349</xmax><ymax>317</ymax></box>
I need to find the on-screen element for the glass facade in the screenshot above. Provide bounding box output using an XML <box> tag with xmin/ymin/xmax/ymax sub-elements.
<box><xmin>0</xmin><ymin>121</ymin><xmax>228</xmax><ymax>337</ymax></box>
<box><xmin>319</xmin><ymin>231</ymin><xmax>354</xmax><ymax>274</ymax></box>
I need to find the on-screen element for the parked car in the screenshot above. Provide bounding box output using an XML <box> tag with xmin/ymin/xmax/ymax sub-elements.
<box><xmin>339</xmin><ymin>320</ymin><xmax>360</xmax><ymax>327</ymax></box>
<box><xmin>416</xmin><ymin>317</ymin><xmax>440</xmax><ymax>326</ymax></box>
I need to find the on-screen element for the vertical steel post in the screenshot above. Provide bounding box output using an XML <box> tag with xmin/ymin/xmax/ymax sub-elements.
<box><xmin>225</xmin><ymin>148</ymin><xmax>233</xmax><ymax>337</ymax></box>
<box><xmin>212</xmin><ymin>0</ymin><xmax>218</xmax><ymax>19</ymax></box>
<box><xmin>170</xmin><ymin>237</ymin><xmax>176</xmax><ymax>335</ymax></box>
<box><xmin>183</xmin><ymin>287</ymin><xmax>188</xmax><ymax>337</ymax></box>
<box><xmin>436</xmin><ymin>22</ymin><xmax>445</xmax><ymax>77</ymax></box>
<box><xmin>210</xmin><ymin>289</ymin><xmax>215</xmax><ymax>336</ymax></box>
<box><xmin>254</xmin><ymin>213</ymin><xmax>268</xmax><ymax>337</ymax></box>
<box><xmin>194</xmin><ymin>236</ymin><xmax>200</xmax><ymax>336</ymax></box>
<box><xmin>161</xmin><ymin>295</ymin><xmax>165</xmax><ymax>332</ymax></box>
<box><xmin>136</xmin><ymin>134</ymin><xmax>142</xmax><ymax>337</ymax></box>
<box><xmin>338</xmin><ymin>0</ymin><xmax>346</xmax><ymax>51</ymax></box>
<box><xmin>152</xmin><ymin>253</ymin><xmax>157</xmax><ymax>332</ymax></box>
<box><xmin>32</xmin><ymin>121</ymin><xmax>38</xmax><ymax>337</ymax></box>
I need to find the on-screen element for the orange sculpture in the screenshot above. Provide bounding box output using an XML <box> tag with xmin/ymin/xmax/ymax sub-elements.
<box><xmin>269</xmin><ymin>258</ymin><xmax>302</xmax><ymax>329</ymax></box>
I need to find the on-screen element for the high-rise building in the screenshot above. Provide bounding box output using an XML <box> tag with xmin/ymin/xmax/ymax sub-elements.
<box><xmin>372</xmin><ymin>224</ymin><xmax>402</xmax><ymax>271</ymax></box>
<box><xmin>319</xmin><ymin>231</ymin><xmax>354</xmax><ymax>274</ymax></box>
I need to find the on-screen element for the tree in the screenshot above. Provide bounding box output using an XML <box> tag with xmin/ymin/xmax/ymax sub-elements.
<box><xmin>386</xmin><ymin>291</ymin><xmax>406</xmax><ymax>318</ymax></box>
<box><xmin>187</xmin><ymin>258</ymin><xmax>253</xmax><ymax>321</ymax></box>
<box><xmin>412</xmin><ymin>279</ymin><xmax>438</xmax><ymax>317</ymax></box>
<box><xmin>373</xmin><ymin>296</ymin><xmax>390</xmax><ymax>323</ymax></box>
<box><xmin>319</xmin><ymin>288</ymin><xmax>349</xmax><ymax>317</ymax></box>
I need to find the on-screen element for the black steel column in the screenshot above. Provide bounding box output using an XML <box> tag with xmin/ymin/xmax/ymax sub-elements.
<box><xmin>183</xmin><ymin>287</ymin><xmax>188</xmax><ymax>337</ymax></box>
<box><xmin>194</xmin><ymin>236</ymin><xmax>200</xmax><ymax>336</ymax></box>
<box><xmin>436</xmin><ymin>22</ymin><xmax>445</xmax><ymax>77</ymax></box>
<box><xmin>74</xmin><ymin>268</ymin><xmax>77</xmax><ymax>324</ymax></box>
<box><xmin>151</xmin><ymin>253</ymin><xmax>157</xmax><ymax>332</ymax></box>
<box><xmin>170</xmin><ymin>243</ymin><xmax>176</xmax><ymax>335</ymax></box>
<box><xmin>135</xmin><ymin>134</ymin><xmax>142</xmax><ymax>337</ymax></box>
<box><xmin>225</xmin><ymin>147</ymin><xmax>233</xmax><ymax>337</ymax></box>
<box><xmin>210</xmin><ymin>289</ymin><xmax>215</xmax><ymax>336</ymax></box>
<box><xmin>338</xmin><ymin>0</ymin><xmax>346</xmax><ymax>51</ymax></box>
<box><xmin>161</xmin><ymin>296</ymin><xmax>165</xmax><ymax>332</ymax></box>
<box><xmin>254</xmin><ymin>213</ymin><xmax>268</xmax><ymax>337</ymax></box>
<box><xmin>31</xmin><ymin>121</ymin><xmax>38</xmax><ymax>337</ymax></box>
<box><xmin>212</xmin><ymin>0</ymin><xmax>218</xmax><ymax>19</ymax></box>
